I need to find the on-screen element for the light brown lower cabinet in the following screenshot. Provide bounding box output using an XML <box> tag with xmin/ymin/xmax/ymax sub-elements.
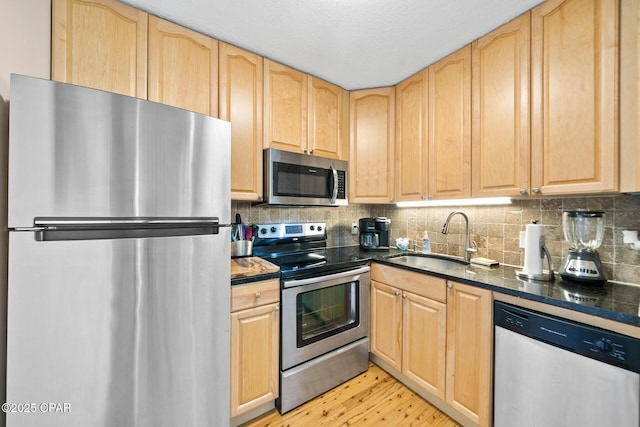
<box><xmin>446</xmin><ymin>280</ymin><xmax>493</xmax><ymax>427</ymax></box>
<box><xmin>370</xmin><ymin>264</ymin><xmax>493</xmax><ymax>426</ymax></box>
<box><xmin>230</xmin><ymin>279</ymin><xmax>280</xmax><ymax>417</ymax></box>
<box><xmin>370</xmin><ymin>265</ymin><xmax>447</xmax><ymax>399</ymax></box>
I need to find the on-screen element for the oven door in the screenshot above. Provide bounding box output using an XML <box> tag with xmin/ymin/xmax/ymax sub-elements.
<box><xmin>281</xmin><ymin>266</ymin><xmax>369</xmax><ymax>370</ymax></box>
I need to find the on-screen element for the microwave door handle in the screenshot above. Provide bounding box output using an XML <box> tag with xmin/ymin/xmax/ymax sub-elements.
<box><xmin>329</xmin><ymin>164</ymin><xmax>338</xmax><ymax>204</ymax></box>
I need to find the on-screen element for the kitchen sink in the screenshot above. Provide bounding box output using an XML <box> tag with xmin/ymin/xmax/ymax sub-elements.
<box><xmin>386</xmin><ymin>253</ymin><xmax>469</xmax><ymax>272</ymax></box>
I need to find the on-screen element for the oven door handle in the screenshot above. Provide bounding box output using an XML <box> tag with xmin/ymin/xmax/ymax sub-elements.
<box><xmin>282</xmin><ymin>265</ymin><xmax>370</xmax><ymax>288</ymax></box>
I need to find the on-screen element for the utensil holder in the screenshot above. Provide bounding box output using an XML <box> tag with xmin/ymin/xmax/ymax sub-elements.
<box><xmin>231</xmin><ymin>240</ymin><xmax>253</xmax><ymax>258</ymax></box>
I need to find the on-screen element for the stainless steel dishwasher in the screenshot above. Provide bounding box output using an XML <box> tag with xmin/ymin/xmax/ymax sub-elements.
<box><xmin>494</xmin><ymin>301</ymin><xmax>640</xmax><ymax>427</ymax></box>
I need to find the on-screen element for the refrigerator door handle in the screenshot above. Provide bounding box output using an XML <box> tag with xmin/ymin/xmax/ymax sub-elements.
<box><xmin>33</xmin><ymin>217</ymin><xmax>224</xmax><ymax>228</ymax></box>
<box><xmin>17</xmin><ymin>218</ymin><xmax>231</xmax><ymax>241</ymax></box>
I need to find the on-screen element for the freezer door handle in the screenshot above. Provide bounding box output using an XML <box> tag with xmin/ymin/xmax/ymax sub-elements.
<box><xmin>15</xmin><ymin>217</ymin><xmax>230</xmax><ymax>241</ymax></box>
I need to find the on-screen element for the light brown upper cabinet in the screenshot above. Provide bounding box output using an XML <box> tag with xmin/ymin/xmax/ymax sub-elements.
<box><xmin>219</xmin><ymin>43</ymin><xmax>264</xmax><ymax>202</ymax></box>
<box><xmin>429</xmin><ymin>46</ymin><xmax>472</xmax><ymax>199</ymax></box>
<box><xmin>620</xmin><ymin>0</ymin><xmax>640</xmax><ymax>192</ymax></box>
<box><xmin>308</xmin><ymin>77</ymin><xmax>347</xmax><ymax>159</ymax></box>
<box><xmin>52</xmin><ymin>0</ymin><xmax>148</xmax><ymax>98</ymax></box>
<box><xmin>349</xmin><ymin>87</ymin><xmax>396</xmax><ymax>204</ymax></box>
<box><xmin>531</xmin><ymin>0</ymin><xmax>618</xmax><ymax>195</ymax></box>
<box><xmin>472</xmin><ymin>13</ymin><xmax>531</xmax><ymax>198</ymax></box>
<box><xmin>395</xmin><ymin>70</ymin><xmax>429</xmax><ymax>202</ymax></box>
<box><xmin>148</xmin><ymin>16</ymin><xmax>218</xmax><ymax>117</ymax></box>
<box><xmin>264</xmin><ymin>60</ymin><xmax>308</xmax><ymax>154</ymax></box>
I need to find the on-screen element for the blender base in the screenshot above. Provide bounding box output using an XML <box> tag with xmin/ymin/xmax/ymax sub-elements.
<box><xmin>559</xmin><ymin>251</ymin><xmax>607</xmax><ymax>285</ymax></box>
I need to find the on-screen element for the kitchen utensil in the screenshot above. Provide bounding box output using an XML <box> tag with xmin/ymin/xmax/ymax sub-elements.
<box><xmin>234</xmin><ymin>213</ymin><xmax>243</xmax><ymax>241</ymax></box>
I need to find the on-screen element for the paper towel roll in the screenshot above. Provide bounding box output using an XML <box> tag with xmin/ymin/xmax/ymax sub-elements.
<box><xmin>522</xmin><ymin>223</ymin><xmax>544</xmax><ymax>275</ymax></box>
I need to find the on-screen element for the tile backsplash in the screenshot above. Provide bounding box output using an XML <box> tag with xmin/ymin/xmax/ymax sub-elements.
<box><xmin>232</xmin><ymin>194</ymin><xmax>640</xmax><ymax>284</ymax></box>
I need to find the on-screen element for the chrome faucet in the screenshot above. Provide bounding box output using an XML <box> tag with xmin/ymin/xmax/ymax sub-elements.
<box><xmin>442</xmin><ymin>210</ymin><xmax>477</xmax><ymax>263</ymax></box>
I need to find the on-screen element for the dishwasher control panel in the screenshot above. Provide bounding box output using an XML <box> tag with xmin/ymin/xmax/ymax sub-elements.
<box><xmin>494</xmin><ymin>302</ymin><xmax>640</xmax><ymax>373</ymax></box>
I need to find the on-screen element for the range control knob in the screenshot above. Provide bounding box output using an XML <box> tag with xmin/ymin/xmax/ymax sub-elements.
<box><xmin>317</xmin><ymin>226</ymin><xmax>323</xmax><ymax>232</ymax></box>
<box><xmin>595</xmin><ymin>339</ymin><xmax>613</xmax><ymax>353</ymax></box>
<box><xmin>270</xmin><ymin>226</ymin><xmax>277</xmax><ymax>233</ymax></box>
<box><xmin>310</xmin><ymin>225</ymin><xmax>315</xmax><ymax>231</ymax></box>
<box><xmin>260</xmin><ymin>228</ymin><xmax>267</xmax><ymax>235</ymax></box>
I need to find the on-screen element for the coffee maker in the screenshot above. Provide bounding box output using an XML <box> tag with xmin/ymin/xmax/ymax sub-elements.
<box><xmin>359</xmin><ymin>217</ymin><xmax>390</xmax><ymax>251</ymax></box>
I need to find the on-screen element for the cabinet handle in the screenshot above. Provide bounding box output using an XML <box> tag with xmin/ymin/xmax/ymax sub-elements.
<box><xmin>258</xmin><ymin>194</ymin><xmax>263</xmax><ymax>200</ymax></box>
<box><xmin>532</xmin><ymin>187</ymin><xmax>540</xmax><ymax>194</ymax></box>
<box><xmin>303</xmin><ymin>148</ymin><xmax>308</xmax><ymax>153</ymax></box>
<box><xmin>274</xmin><ymin>306</ymin><xmax>279</xmax><ymax>312</ymax></box>
<box><xmin>519</xmin><ymin>188</ymin><xmax>527</xmax><ymax>195</ymax></box>
<box><xmin>390</xmin><ymin>198</ymin><xmax>394</xmax><ymax>203</ymax></box>
<box><xmin>447</xmin><ymin>283</ymin><xmax>453</xmax><ymax>289</ymax></box>
<box><xmin>394</xmin><ymin>291</ymin><xmax>400</xmax><ymax>296</ymax></box>
<box><xmin>310</xmin><ymin>149</ymin><xmax>314</xmax><ymax>154</ymax></box>
<box><xmin>255</xmin><ymin>292</ymin><xmax>261</xmax><ymax>298</ymax></box>
<box><xmin>402</xmin><ymin>294</ymin><xmax>407</xmax><ymax>299</ymax></box>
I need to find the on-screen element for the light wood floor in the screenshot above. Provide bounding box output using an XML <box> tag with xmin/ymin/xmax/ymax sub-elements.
<box><xmin>242</xmin><ymin>363</ymin><xmax>462</xmax><ymax>427</ymax></box>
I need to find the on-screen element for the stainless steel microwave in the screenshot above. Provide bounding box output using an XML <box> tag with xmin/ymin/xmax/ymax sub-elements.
<box><xmin>263</xmin><ymin>148</ymin><xmax>348</xmax><ymax>206</ymax></box>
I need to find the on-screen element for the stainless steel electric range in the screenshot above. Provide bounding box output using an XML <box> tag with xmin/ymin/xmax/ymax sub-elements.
<box><xmin>253</xmin><ymin>222</ymin><xmax>371</xmax><ymax>414</ymax></box>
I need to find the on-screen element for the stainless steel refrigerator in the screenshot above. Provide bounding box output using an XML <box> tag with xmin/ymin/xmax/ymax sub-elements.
<box><xmin>6</xmin><ymin>74</ymin><xmax>231</xmax><ymax>427</ymax></box>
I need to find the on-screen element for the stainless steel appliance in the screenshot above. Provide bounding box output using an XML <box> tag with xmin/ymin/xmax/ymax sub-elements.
<box><xmin>262</xmin><ymin>148</ymin><xmax>348</xmax><ymax>206</ymax></box>
<box><xmin>359</xmin><ymin>217</ymin><xmax>390</xmax><ymax>251</ymax></box>
<box><xmin>494</xmin><ymin>301</ymin><xmax>640</xmax><ymax>427</ymax></box>
<box><xmin>253</xmin><ymin>223</ymin><xmax>370</xmax><ymax>413</ymax></box>
<box><xmin>559</xmin><ymin>210</ymin><xmax>607</xmax><ymax>284</ymax></box>
<box><xmin>6</xmin><ymin>74</ymin><xmax>232</xmax><ymax>427</ymax></box>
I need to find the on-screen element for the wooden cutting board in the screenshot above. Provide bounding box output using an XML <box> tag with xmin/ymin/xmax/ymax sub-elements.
<box><xmin>230</xmin><ymin>257</ymin><xmax>280</xmax><ymax>279</ymax></box>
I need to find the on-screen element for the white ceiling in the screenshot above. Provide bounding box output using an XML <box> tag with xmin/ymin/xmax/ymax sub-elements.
<box><xmin>122</xmin><ymin>0</ymin><xmax>545</xmax><ymax>90</ymax></box>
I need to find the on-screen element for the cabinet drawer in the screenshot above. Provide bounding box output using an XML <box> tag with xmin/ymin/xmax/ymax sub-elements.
<box><xmin>372</xmin><ymin>263</ymin><xmax>446</xmax><ymax>303</ymax></box>
<box><xmin>231</xmin><ymin>279</ymin><xmax>280</xmax><ymax>312</ymax></box>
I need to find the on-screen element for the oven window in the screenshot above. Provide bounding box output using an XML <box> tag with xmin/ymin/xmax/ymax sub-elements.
<box><xmin>296</xmin><ymin>281</ymin><xmax>359</xmax><ymax>347</ymax></box>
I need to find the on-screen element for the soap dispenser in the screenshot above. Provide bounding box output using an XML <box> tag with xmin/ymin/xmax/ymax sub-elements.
<box><xmin>421</xmin><ymin>231</ymin><xmax>431</xmax><ymax>253</ymax></box>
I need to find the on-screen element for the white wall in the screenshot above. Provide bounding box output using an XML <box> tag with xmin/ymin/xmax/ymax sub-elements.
<box><xmin>0</xmin><ymin>1</ymin><xmax>50</xmax><ymax>425</ymax></box>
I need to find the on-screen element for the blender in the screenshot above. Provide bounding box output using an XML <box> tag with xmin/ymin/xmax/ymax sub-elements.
<box><xmin>559</xmin><ymin>210</ymin><xmax>607</xmax><ymax>285</ymax></box>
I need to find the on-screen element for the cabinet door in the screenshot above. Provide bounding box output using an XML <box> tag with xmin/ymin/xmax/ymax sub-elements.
<box><xmin>370</xmin><ymin>280</ymin><xmax>402</xmax><ymax>371</ymax></box>
<box><xmin>264</xmin><ymin>60</ymin><xmax>308</xmax><ymax>153</ymax></box>
<box><xmin>429</xmin><ymin>45</ymin><xmax>472</xmax><ymax>199</ymax></box>
<box><xmin>220</xmin><ymin>43</ymin><xmax>264</xmax><ymax>201</ymax></box>
<box><xmin>446</xmin><ymin>281</ymin><xmax>492</xmax><ymax>426</ymax></box>
<box><xmin>148</xmin><ymin>16</ymin><xmax>218</xmax><ymax>117</ymax></box>
<box><xmin>472</xmin><ymin>13</ymin><xmax>531</xmax><ymax>198</ymax></box>
<box><xmin>308</xmin><ymin>77</ymin><xmax>346</xmax><ymax>159</ymax></box>
<box><xmin>349</xmin><ymin>87</ymin><xmax>396</xmax><ymax>203</ymax></box>
<box><xmin>52</xmin><ymin>0</ymin><xmax>148</xmax><ymax>98</ymax></box>
<box><xmin>402</xmin><ymin>291</ymin><xmax>446</xmax><ymax>400</ymax></box>
<box><xmin>230</xmin><ymin>302</ymin><xmax>279</xmax><ymax>417</ymax></box>
<box><xmin>531</xmin><ymin>0</ymin><xmax>618</xmax><ymax>195</ymax></box>
<box><xmin>620</xmin><ymin>0</ymin><xmax>640</xmax><ymax>192</ymax></box>
<box><xmin>395</xmin><ymin>70</ymin><xmax>429</xmax><ymax>202</ymax></box>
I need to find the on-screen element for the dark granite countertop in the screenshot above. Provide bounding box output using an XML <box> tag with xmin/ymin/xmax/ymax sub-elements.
<box><xmin>235</xmin><ymin>246</ymin><xmax>640</xmax><ymax>328</ymax></box>
<box><xmin>365</xmin><ymin>248</ymin><xmax>640</xmax><ymax>327</ymax></box>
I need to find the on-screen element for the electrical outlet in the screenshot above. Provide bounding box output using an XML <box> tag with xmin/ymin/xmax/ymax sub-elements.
<box><xmin>351</xmin><ymin>223</ymin><xmax>358</xmax><ymax>235</ymax></box>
